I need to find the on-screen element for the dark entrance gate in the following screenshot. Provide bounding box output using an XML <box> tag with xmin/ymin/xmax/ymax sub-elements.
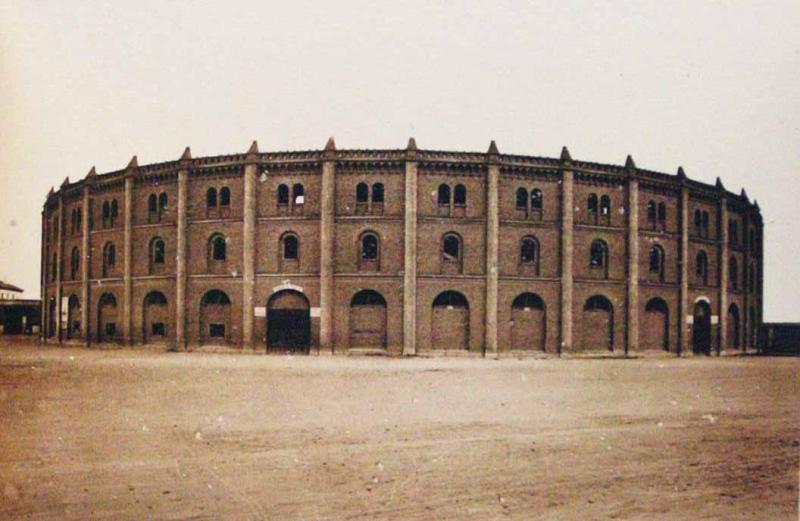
<box><xmin>692</xmin><ymin>300</ymin><xmax>712</xmax><ymax>355</ymax></box>
<box><xmin>267</xmin><ymin>290</ymin><xmax>310</xmax><ymax>353</ymax></box>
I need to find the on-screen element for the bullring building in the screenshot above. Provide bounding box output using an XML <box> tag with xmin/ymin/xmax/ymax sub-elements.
<box><xmin>41</xmin><ymin>139</ymin><xmax>763</xmax><ymax>356</ymax></box>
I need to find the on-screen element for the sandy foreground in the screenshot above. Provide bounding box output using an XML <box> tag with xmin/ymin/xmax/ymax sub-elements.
<box><xmin>0</xmin><ymin>342</ymin><xmax>797</xmax><ymax>521</ymax></box>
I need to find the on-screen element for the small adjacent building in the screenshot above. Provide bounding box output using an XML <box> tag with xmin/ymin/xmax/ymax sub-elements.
<box><xmin>760</xmin><ymin>323</ymin><xmax>800</xmax><ymax>356</ymax></box>
<box><xmin>0</xmin><ymin>281</ymin><xmax>40</xmax><ymax>335</ymax></box>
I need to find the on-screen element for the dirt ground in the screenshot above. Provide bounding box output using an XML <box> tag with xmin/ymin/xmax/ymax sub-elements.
<box><xmin>0</xmin><ymin>341</ymin><xmax>797</xmax><ymax>520</ymax></box>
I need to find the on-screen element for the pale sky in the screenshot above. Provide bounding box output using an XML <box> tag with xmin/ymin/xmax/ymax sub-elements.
<box><xmin>1</xmin><ymin>1</ymin><xmax>798</xmax><ymax>320</ymax></box>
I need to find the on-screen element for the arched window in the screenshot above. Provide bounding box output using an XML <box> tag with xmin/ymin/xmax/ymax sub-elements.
<box><xmin>600</xmin><ymin>195</ymin><xmax>611</xmax><ymax>222</ymax></box>
<box><xmin>657</xmin><ymin>202</ymin><xmax>666</xmax><ymax>228</ymax></box>
<box><xmin>749</xmin><ymin>264</ymin><xmax>756</xmax><ymax>293</ymax></box>
<box><xmin>649</xmin><ymin>245</ymin><xmax>665</xmax><ymax>281</ymax></box>
<box><xmin>102</xmin><ymin>242</ymin><xmax>116</xmax><ymax>277</ymax></box>
<box><xmin>442</xmin><ymin>233</ymin><xmax>462</xmax><ymax>273</ymax></box>
<box><xmin>701</xmin><ymin>211</ymin><xmax>709</xmax><ymax>238</ymax></box>
<box><xmin>453</xmin><ymin>184</ymin><xmax>466</xmax><ymax>206</ymax></box>
<box><xmin>361</xmin><ymin>233</ymin><xmax>379</xmax><ymax>260</ymax></box>
<box><xmin>749</xmin><ymin>229</ymin><xmax>756</xmax><ymax>253</ymax></box>
<box><xmin>219</xmin><ymin>186</ymin><xmax>231</xmax><ymax>207</ymax></box>
<box><xmin>277</xmin><ymin>184</ymin><xmax>289</xmax><ymax>205</ymax></box>
<box><xmin>647</xmin><ymin>201</ymin><xmax>656</xmax><ymax>227</ymax></box>
<box><xmin>110</xmin><ymin>200</ymin><xmax>118</xmax><ymax>227</ymax></box>
<box><xmin>51</xmin><ymin>253</ymin><xmax>57</xmax><ymax>282</ymax></box>
<box><xmin>520</xmin><ymin>236</ymin><xmax>538</xmax><ymax>264</ymax></box>
<box><xmin>70</xmin><ymin>247</ymin><xmax>80</xmax><ymax>280</ymax></box>
<box><xmin>148</xmin><ymin>194</ymin><xmax>158</xmax><ymax>215</ymax></box>
<box><xmin>531</xmin><ymin>189</ymin><xmax>543</xmax><ymax>211</ymax></box>
<box><xmin>282</xmin><ymin>234</ymin><xmax>298</xmax><ymax>259</ymax></box>
<box><xmin>150</xmin><ymin>237</ymin><xmax>165</xmax><ymax>272</ymax></box>
<box><xmin>437</xmin><ymin>184</ymin><xmax>451</xmax><ymax>205</ymax></box>
<box><xmin>590</xmin><ymin>239</ymin><xmax>608</xmax><ymax>271</ymax></box>
<box><xmin>372</xmin><ymin>183</ymin><xmax>384</xmax><ymax>203</ymax></box>
<box><xmin>516</xmin><ymin>187</ymin><xmax>528</xmax><ymax>210</ymax></box>
<box><xmin>102</xmin><ymin>201</ymin><xmax>110</xmax><ymax>228</ymax></box>
<box><xmin>694</xmin><ymin>210</ymin><xmax>702</xmax><ymax>236</ymax></box>
<box><xmin>292</xmin><ymin>184</ymin><xmax>304</xmax><ymax>205</ymax></box>
<box><xmin>356</xmin><ymin>182</ymin><xmax>369</xmax><ymax>203</ymax></box>
<box><xmin>729</xmin><ymin>256</ymin><xmax>738</xmax><ymax>290</ymax></box>
<box><xmin>696</xmin><ymin>251</ymin><xmax>708</xmax><ymax>285</ymax></box>
<box><xmin>729</xmin><ymin>220</ymin><xmax>738</xmax><ymax>245</ymax></box>
<box><xmin>210</xmin><ymin>234</ymin><xmax>226</xmax><ymax>261</ymax></box>
<box><xmin>158</xmin><ymin>193</ymin><xmax>168</xmax><ymax>213</ymax></box>
<box><xmin>588</xmin><ymin>194</ymin><xmax>598</xmax><ymax>223</ymax></box>
<box><xmin>206</xmin><ymin>188</ymin><xmax>217</xmax><ymax>208</ymax></box>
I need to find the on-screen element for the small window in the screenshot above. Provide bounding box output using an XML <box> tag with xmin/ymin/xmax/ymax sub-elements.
<box><xmin>701</xmin><ymin>211</ymin><xmax>709</xmax><ymax>238</ymax></box>
<box><xmin>151</xmin><ymin>323</ymin><xmax>166</xmax><ymax>336</ymax></box>
<box><xmin>729</xmin><ymin>256</ymin><xmax>738</xmax><ymax>290</ymax></box>
<box><xmin>647</xmin><ymin>201</ymin><xmax>656</xmax><ymax>225</ymax></box>
<box><xmin>212</xmin><ymin>235</ymin><xmax>226</xmax><ymax>261</ymax></box>
<box><xmin>520</xmin><ymin>236</ymin><xmax>538</xmax><ymax>264</ymax></box>
<box><xmin>207</xmin><ymin>188</ymin><xmax>217</xmax><ymax>208</ymax></box>
<box><xmin>696</xmin><ymin>251</ymin><xmax>708</xmax><ymax>284</ymax></box>
<box><xmin>105</xmin><ymin>323</ymin><xmax>117</xmax><ymax>337</ymax></box>
<box><xmin>600</xmin><ymin>195</ymin><xmax>611</xmax><ymax>217</ymax></box>
<box><xmin>649</xmin><ymin>245</ymin><xmax>664</xmax><ymax>280</ymax></box>
<box><xmin>283</xmin><ymin>235</ymin><xmax>298</xmax><ymax>259</ymax></box>
<box><xmin>151</xmin><ymin>238</ymin><xmax>165</xmax><ymax>264</ymax></box>
<box><xmin>70</xmin><ymin>247</ymin><xmax>80</xmax><ymax>280</ymax></box>
<box><xmin>590</xmin><ymin>239</ymin><xmax>607</xmax><ymax>268</ymax></box>
<box><xmin>209</xmin><ymin>324</ymin><xmax>225</xmax><ymax>337</ymax></box>
<box><xmin>438</xmin><ymin>184</ymin><xmax>451</xmax><ymax>205</ymax></box>
<box><xmin>442</xmin><ymin>234</ymin><xmax>461</xmax><ymax>261</ymax></box>
<box><xmin>110</xmin><ymin>200</ymin><xmax>118</xmax><ymax>227</ymax></box>
<box><xmin>158</xmin><ymin>193</ymin><xmax>168</xmax><ymax>212</ymax></box>
<box><xmin>102</xmin><ymin>201</ymin><xmax>110</xmax><ymax>228</ymax></box>
<box><xmin>588</xmin><ymin>194</ymin><xmax>598</xmax><ymax>222</ymax></box>
<box><xmin>531</xmin><ymin>189</ymin><xmax>543</xmax><ymax>210</ymax></box>
<box><xmin>277</xmin><ymin>184</ymin><xmax>289</xmax><ymax>205</ymax></box>
<box><xmin>453</xmin><ymin>184</ymin><xmax>466</xmax><ymax>206</ymax></box>
<box><xmin>516</xmin><ymin>188</ymin><xmax>528</xmax><ymax>210</ymax></box>
<box><xmin>694</xmin><ymin>210</ymin><xmax>702</xmax><ymax>236</ymax></box>
<box><xmin>219</xmin><ymin>187</ymin><xmax>231</xmax><ymax>207</ymax></box>
<box><xmin>657</xmin><ymin>203</ymin><xmax>666</xmax><ymax>227</ymax></box>
<box><xmin>371</xmin><ymin>183</ymin><xmax>384</xmax><ymax>203</ymax></box>
<box><xmin>356</xmin><ymin>182</ymin><xmax>369</xmax><ymax>203</ymax></box>
<box><xmin>148</xmin><ymin>194</ymin><xmax>158</xmax><ymax>214</ymax></box>
<box><xmin>361</xmin><ymin>233</ymin><xmax>379</xmax><ymax>260</ymax></box>
<box><xmin>292</xmin><ymin>184</ymin><xmax>304</xmax><ymax>205</ymax></box>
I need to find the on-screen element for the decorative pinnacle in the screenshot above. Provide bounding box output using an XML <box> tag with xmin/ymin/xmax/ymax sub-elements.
<box><xmin>325</xmin><ymin>136</ymin><xmax>336</xmax><ymax>151</ymax></box>
<box><xmin>47</xmin><ymin>186</ymin><xmax>54</xmax><ymax>197</ymax></box>
<box><xmin>126</xmin><ymin>155</ymin><xmax>138</xmax><ymax>169</ymax></box>
<box><xmin>625</xmin><ymin>155</ymin><xmax>636</xmax><ymax>171</ymax></box>
<box><xmin>61</xmin><ymin>176</ymin><xmax>70</xmax><ymax>188</ymax></box>
<box><xmin>247</xmin><ymin>141</ymin><xmax>259</xmax><ymax>155</ymax></box>
<box><xmin>560</xmin><ymin>146</ymin><xmax>572</xmax><ymax>162</ymax></box>
<box><xmin>676</xmin><ymin>166</ymin><xmax>686</xmax><ymax>179</ymax></box>
<box><xmin>740</xmin><ymin>188</ymin><xmax>749</xmax><ymax>201</ymax></box>
<box><xmin>180</xmin><ymin>147</ymin><xmax>192</xmax><ymax>161</ymax></box>
<box><xmin>715</xmin><ymin>176</ymin><xmax>725</xmax><ymax>190</ymax></box>
<box><xmin>753</xmin><ymin>199</ymin><xmax>760</xmax><ymax>210</ymax></box>
<box><xmin>86</xmin><ymin>166</ymin><xmax>97</xmax><ymax>178</ymax></box>
<box><xmin>487</xmin><ymin>140</ymin><xmax>499</xmax><ymax>155</ymax></box>
<box><xmin>407</xmin><ymin>137</ymin><xmax>417</xmax><ymax>151</ymax></box>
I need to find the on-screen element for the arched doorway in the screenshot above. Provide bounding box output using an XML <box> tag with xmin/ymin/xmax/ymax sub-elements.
<box><xmin>642</xmin><ymin>297</ymin><xmax>669</xmax><ymax>351</ymax></box>
<box><xmin>67</xmin><ymin>295</ymin><xmax>81</xmax><ymax>339</ymax></box>
<box><xmin>431</xmin><ymin>291</ymin><xmax>469</xmax><ymax>350</ymax></box>
<box><xmin>692</xmin><ymin>300</ymin><xmax>712</xmax><ymax>354</ymax></box>
<box><xmin>582</xmin><ymin>295</ymin><xmax>614</xmax><ymax>351</ymax></box>
<box><xmin>349</xmin><ymin>290</ymin><xmax>387</xmax><ymax>349</ymax></box>
<box><xmin>143</xmin><ymin>291</ymin><xmax>169</xmax><ymax>344</ymax></box>
<box><xmin>510</xmin><ymin>293</ymin><xmax>546</xmax><ymax>351</ymax></box>
<box><xmin>97</xmin><ymin>293</ymin><xmax>118</xmax><ymax>342</ymax></box>
<box><xmin>200</xmin><ymin>290</ymin><xmax>231</xmax><ymax>345</ymax></box>
<box><xmin>47</xmin><ymin>297</ymin><xmax>56</xmax><ymax>338</ymax></box>
<box><xmin>267</xmin><ymin>290</ymin><xmax>310</xmax><ymax>353</ymax></box>
<box><xmin>727</xmin><ymin>304</ymin><xmax>740</xmax><ymax>350</ymax></box>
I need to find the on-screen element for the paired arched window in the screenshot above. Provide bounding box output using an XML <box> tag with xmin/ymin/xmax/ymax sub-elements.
<box><xmin>102</xmin><ymin>242</ymin><xmax>116</xmax><ymax>277</ymax></box>
<box><xmin>291</xmin><ymin>184</ymin><xmax>303</xmax><ymax>206</ymax></box>
<box><xmin>453</xmin><ymin>184</ymin><xmax>466</xmax><ymax>206</ymax></box>
<box><xmin>646</xmin><ymin>201</ymin><xmax>667</xmax><ymax>230</ymax></box>
<box><xmin>70</xmin><ymin>247</ymin><xmax>80</xmax><ymax>280</ymax></box>
<box><xmin>70</xmin><ymin>207</ymin><xmax>82</xmax><ymax>235</ymax></box>
<box><xmin>649</xmin><ymin>245</ymin><xmax>665</xmax><ymax>281</ymax></box>
<box><xmin>437</xmin><ymin>183</ymin><xmax>466</xmax><ymax>215</ymax></box>
<box><xmin>515</xmin><ymin>187</ymin><xmax>543</xmax><ymax>219</ymax></box>
<box><xmin>587</xmin><ymin>193</ymin><xmax>610</xmax><ymax>224</ymax></box>
<box><xmin>438</xmin><ymin>184</ymin><xmax>451</xmax><ymax>205</ymax></box>
<box><xmin>355</xmin><ymin>182</ymin><xmax>385</xmax><ymax>214</ymax></box>
<box><xmin>149</xmin><ymin>237</ymin><xmax>165</xmax><ymax>274</ymax></box>
<box><xmin>441</xmin><ymin>232</ymin><xmax>463</xmax><ymax>273</ymax></box>
<box><xmin>219</xmin><ymin>187</ymin><xmax>231</xmax><ymax>207</ymax></box>
<box><xmin>147</xmin><ymin>192</ymin><xmax>168</xmax><ymax>223</ymax></box>
<box><xmin>694</xmin><ymin>209</ymin><xmax>710</xmax><ymax>238</ymax></box>
<box><xmin>728</xmin><ymin>220</ymin><xmax>739</xmax><ymax>245</ymax></box>
<box><xmin>276</xmin><ymin>183</ymin><xmax>304</xmax><ymax>214</ymax></box>
<box><xmin>207</xmin><ymin>186</ymin><xmax>230</xmax><ymax>216</ymax></box>
<box><xmin>277</xmin><ymin>184</ymin><xmax>290</xmax><ymax>205</ymax></box>
<box><xmin>729</xmin><ymin>256</ymin><xmax>738</xmax><ymax>290</ymax></box>
<box><xmin>590</xmin><ymin>239</ymin><xmax>609</xmax><ymax>277</ymax></box>
<box><xmin>101</xmin><ymin>199</ymin><xmax>119</xmax><ymax>229</ymax></box>
<box><xmin>695</xmin><ymin>251</ymin><xmax>708</xmax><ymax>285</ymax></box>
<box><xmin>207</xmin><ymin>188</ymin><xmax>217</xmax><ymax>208</ymax></box>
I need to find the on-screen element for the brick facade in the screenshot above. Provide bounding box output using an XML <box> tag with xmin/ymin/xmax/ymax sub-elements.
<box><xmin>40</xmin><ymin>140</ymin><xmax>765</xmax><ymax>356</ymax></box>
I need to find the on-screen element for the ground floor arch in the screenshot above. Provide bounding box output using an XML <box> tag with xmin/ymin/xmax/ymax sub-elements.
<box><xmin>582</xmin><ymin>295</ymin><xmax>614</xmax><ymax>351</ymax></box>
<box><xmin>267</xmin><ymin>290</ymin><xmax>310</xmax><ymax>353</ymax></box>
<box><xmin>97</xmin><ymin>293</ymin><xmax>119</xmax><ymax>342</ymax></box>
<box><xmin>727</xmin><ymin>304</ymin><xmax>740</xmax><ymax>350</ymax></box>
<box><xmin>67</xmin><ymin>294</ymin><xmax>81</xmax><ymax>339</ymax></box>
<box><xmin>642</xmin><ymin>297</ymin><xmax>669</xmax><ymax>351</ymax></box>
<box><xmin>692</xmin><ymin>300</ymin><xmax>712</xmax><ymax>354</ymax></box>
<box><xmin>349</xmin><ymin>289</ymin><xmax>387</xmax><ymax>349</ymax></box>
<box><xmin>143</xmin><ymin>291</ymin><xmax>169</xmax><ymax>344</ymax></box>
<box><xmin>510</xmin><ymin>292</ymin><xmax>545</xmax><ymax>351</ymax></box>
<box><xmin>431</xmin><ymin>291</ymin><xmax>469</xmax><ymax>350</ymax></box>
<box><xmin>47</xmin><ymin>298</ymin><xmax>56</xmax><ymax>338</ymax></box>
<box><xmin>200</xmin><ymin>290</ymin><xmax>231</xmax><ymax>345</ymax></box>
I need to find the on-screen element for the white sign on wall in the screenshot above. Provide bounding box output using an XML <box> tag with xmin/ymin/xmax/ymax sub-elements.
<box><xmin>310</xmin><ymin>307</ymin><xmax>321</xmax><ymax>318</ymax></box>
<box><xmin>686</xmin><ymin>315</ymin><xmax>694</xmax><ymax>324</ymax></box>
<box><xmin>254</xmin><ymin>306</ymin><xmax>266</xmax><ymax>317</ymax></box>
<box><xmin>711</xmin><ymin>315</ymin><xmax>719</xmax><ymax>325</ymax></box>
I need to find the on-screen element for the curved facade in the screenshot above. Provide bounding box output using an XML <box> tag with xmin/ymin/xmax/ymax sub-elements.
<box><xmin>40</xmin><ymin>139</ymin><xmax>764</xmax><ymax>356</ymax></box>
